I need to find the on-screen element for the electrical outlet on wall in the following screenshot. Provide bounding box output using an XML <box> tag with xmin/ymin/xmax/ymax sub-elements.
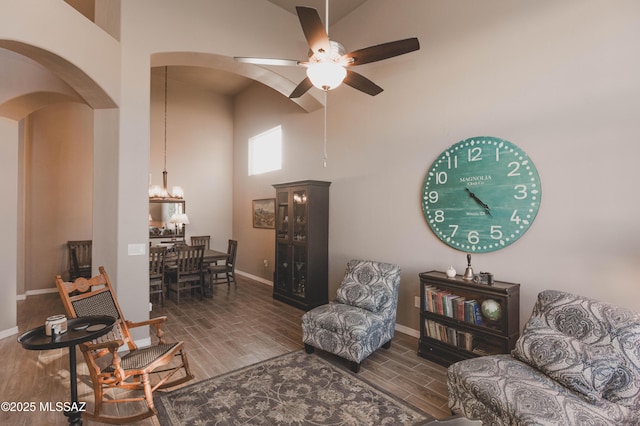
<box><xmin>264</xmin><ymin>259</ymin><xmax>268</xmax><ymax>267</ymax></box>
<box><xmin>414</xmin><ymin>296</ymin><xmax>420</xmax><ymax>308</ymax></box>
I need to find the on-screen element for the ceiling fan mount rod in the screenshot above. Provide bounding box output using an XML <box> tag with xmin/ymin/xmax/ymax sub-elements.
<box><xmin>324</xmin><ymin>0</ymin><xmax>329</xmax><ymax>35</ymax></box>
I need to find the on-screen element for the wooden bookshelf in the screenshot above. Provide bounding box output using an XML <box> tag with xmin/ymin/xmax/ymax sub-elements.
<box><xmin>418</xmin><ymin>270</ymin><xmax>520</xmax><ymax>367</ymax></box>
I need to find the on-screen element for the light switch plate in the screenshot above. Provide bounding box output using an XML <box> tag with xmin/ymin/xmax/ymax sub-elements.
<box><xmin>128</xmin><ymin>243</ymin><xmax>146</xmax><ymax>256</ymax></box>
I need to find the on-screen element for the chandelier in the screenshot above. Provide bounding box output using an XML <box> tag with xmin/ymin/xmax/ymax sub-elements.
<box><xmin>149</xmin><ymin>66</ymin><xmax>184</xmax><ymax>200</ymax></box>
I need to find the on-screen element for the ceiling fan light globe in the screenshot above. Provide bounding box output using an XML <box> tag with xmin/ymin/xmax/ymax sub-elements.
<box><xmin>307</xmin><ymin>62</ymin><xmax>346</xmax><ymax>91</ymax></box>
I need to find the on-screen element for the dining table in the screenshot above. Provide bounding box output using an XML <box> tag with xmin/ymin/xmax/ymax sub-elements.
<box><xmin>162</xmin><ymin>247</ymin><xmax>229</xmax><ymax>266</ymax></box>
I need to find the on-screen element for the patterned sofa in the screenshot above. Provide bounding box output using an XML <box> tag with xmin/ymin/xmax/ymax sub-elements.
<box><xmin>301</xmin><ymin>259</ymin><xmax>401</xmax><ymax>373</ymax></box>
<box><xmin>448</xmin><ymin>290</ymin><xmax>640</xmax><ymax>426</ymax></box>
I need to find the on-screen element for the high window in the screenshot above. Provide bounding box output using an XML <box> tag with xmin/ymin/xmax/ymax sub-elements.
<box><xmin>248</xmin><ymin>126</ymin><xmax>282</xmax><ymax>175</ymax></box>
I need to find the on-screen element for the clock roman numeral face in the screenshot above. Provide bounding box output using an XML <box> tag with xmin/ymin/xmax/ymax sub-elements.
<box><xmin>422</xmin><ymin>137</ymin><xmax>541</xmax><ymax>253</ymax></box>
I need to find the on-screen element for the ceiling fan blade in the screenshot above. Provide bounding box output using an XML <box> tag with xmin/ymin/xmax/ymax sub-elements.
<box><xmin>343</xmin><ymin>69</ymin><xmax>383</xmax><ymax>96</ymax></box>
<box><xmin>234</xmin><ymin>57</ymin><xmax>300</xmax><ymax>67</ymax></box>
<box><xmin>289</xmin><ymin>77</ymin><xmax>314</xmax><ymax>98</ymax></box>
<box><xmin>341</xmin><ymin>37</ymin><xmax>420</xmax><ymax>66</ymax></box>
<box><xmin>296</xmin><ymin>6</ymin><xmax>331</xmax><ymax>55</ymax></box>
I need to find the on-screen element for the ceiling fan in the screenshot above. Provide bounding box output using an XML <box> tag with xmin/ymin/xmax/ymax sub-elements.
<box><xmin>235</xmin><ymin>2</ymin><xmax>420</xmax><ymax>98</ymax></box>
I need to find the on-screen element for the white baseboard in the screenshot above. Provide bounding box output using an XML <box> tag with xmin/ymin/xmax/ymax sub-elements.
<box><xmin>0</xmin><ymin>326</ymin><xmax>19</xmax><ymax>340</ymax></box>
<box><xmin>236</xmin><ymin>270</ymin><xmax>273</xmax><ymax>286</ymax></box>
<box><xmin>26</xmin><ymin>287</ymin><xmax>58</xmax><ymax>296</ymax></box>
<box><xmin>16</xmin><ymin>287</ymin><xmax>58</xmax><ymax>301</ymax></box>
<box><xmin>395</xmin><ymin>323</ymin><xmax>419</xmax><ymax>338</ymax></box>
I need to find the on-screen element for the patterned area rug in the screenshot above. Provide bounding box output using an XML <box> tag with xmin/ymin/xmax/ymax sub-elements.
<box><xmin>155</xmin><ymin>350</ymin><xmax>432</xmax><ymax>425</ymax></box>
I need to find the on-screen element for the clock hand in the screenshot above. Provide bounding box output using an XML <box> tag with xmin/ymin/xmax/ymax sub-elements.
<box><xmin>465</xmin><ymin>188</ymin><xmax>492</xmax><ymax>217</ymax></box>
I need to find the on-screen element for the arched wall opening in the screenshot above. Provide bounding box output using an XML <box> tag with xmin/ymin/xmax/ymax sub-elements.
<box><xmin>150</xmin><ymin>52</ymin><xmax>323</xmax><ymax>113</ymax></box>
<box><xmin>0</xmin><ymin>41</ymin><xmax>118</xmax><ymax>339</ymax></box>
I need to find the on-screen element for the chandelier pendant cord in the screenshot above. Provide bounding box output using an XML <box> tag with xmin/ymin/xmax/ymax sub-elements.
<box><xmin>163</xmin><ymin>66</ymin><xmax>168</xmax><ymax>173</ymax></box>
<box><xmin>149</xmin><ymin>65</ymin><xmax>183</xmax><ymax>200</ymax></box>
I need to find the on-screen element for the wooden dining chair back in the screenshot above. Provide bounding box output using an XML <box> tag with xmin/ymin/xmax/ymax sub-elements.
<box><xmin>149</xmin><ymin>246</ymin><xmax>167</xmax><ymax>307</ymax></box>
<box><xmin>209</xmin><ymin>239</ymin><xmax>238</xmax><ymax>287</ymax></box>
<box><xmin>168</xmin><ymin>244</ymin><xmax>205</xmax><ymax>304</ymax></box>
<box><xmin>55</xmin><ymin>267</ymin><xmax>193</xmax><ymax>424</ymax></box>
<box><xmin>67</xmin><ymin>240</ymin><xmax>92</xmax><ymax>280</ymax></box>
<box><xmin>190</xmin><ymin>235</ymin><xmax>210</xmax><ymax>250</ymax></box>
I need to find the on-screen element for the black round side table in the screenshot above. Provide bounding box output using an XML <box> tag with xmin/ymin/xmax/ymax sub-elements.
<box><xmin>18</xmin><ymin>315</ymin><xmax>116</xmax><ymax>426</ymax></box>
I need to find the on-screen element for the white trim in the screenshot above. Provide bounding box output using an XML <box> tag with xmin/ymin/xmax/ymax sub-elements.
<box><xmin>0</xmin><ymin>326</ymin><xmax>19</xmax><ymax>340</ymax></box>
<box><xmin>395</xmin><ymin>323</ymin><xmax>419</xmax><ymax>338</ymax></box>
<box><xmin>26</xmin><ymin>287</ymin><xmax>58</xmax><ymax>296</ymax></box>
<box><xmin>236</xmin><ymin>270</ymin><xmax>273</xmax><ymax>287</ymax></box>
<box><xmin>16</xmin><ymin>287</ymin><xmax>58</xmax><ymax>301</ymax></box>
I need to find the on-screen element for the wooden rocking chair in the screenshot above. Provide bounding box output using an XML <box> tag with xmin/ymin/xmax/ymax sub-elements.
<box><xmin>55</xmin><ymin>266</ymin><xmax>194</xmax><ymax>424</ymax></box>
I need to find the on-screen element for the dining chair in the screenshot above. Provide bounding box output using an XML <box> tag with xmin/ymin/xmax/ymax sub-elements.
<box><xmin>149</xmin><ymin>246</ymin><xmax>167</xmax><ymax>307</ymax></box>
<box><xmin>209</xmin><ymin>239</ymin><xmax>238</xmax><ymax>288</ymax></box>
<box><xmin>168</xmin><ymin>244</ymin><xmax>205</xmax><ymax>304</ymax></box>
<box><xmin>190</xmin><ymin>236</ymin><xmax>211</xmax><ymax>282</ymax></box>
<box><xmin>67</xmin><ymin>240</ymin><xmax>92</xmax><ymax>280</ymax></box>
<box><xmin>55</xmin><ymin>267</ymin><xmax>193</xmax><ymax>423</ymax></box>
<box><xmin>190</xmin><ymin>235</ymin><xmax>210</xmax><ymax>250</ymax></box>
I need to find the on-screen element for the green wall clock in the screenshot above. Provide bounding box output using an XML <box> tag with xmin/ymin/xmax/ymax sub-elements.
<box><xmin>421</xmin><ymin>136</ymin><xmax>541</xmax><ymax>253</ymax></box>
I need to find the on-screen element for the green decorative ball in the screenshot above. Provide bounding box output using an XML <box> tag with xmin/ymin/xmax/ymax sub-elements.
<box><xmin>481</xmin><ymin>299</ymin><xmax>502</xmax><ymax>321</ymax></box>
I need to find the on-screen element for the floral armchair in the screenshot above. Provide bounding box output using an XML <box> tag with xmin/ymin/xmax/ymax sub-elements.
<box><xmin>448</xmin><ymin>290</ymin><xmax>640</xmax><ymax>425</ymax></box>
<box><xmin>301</xmin><ymin>259</ymin><xmax>401</xmax><ymax>373</ymax></box>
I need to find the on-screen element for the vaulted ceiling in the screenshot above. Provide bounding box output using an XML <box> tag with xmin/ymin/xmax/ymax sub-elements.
<box><xmin>266</xmin><ymin>0</ymin><xmax>369</xmax><ymax>25</ymax></box>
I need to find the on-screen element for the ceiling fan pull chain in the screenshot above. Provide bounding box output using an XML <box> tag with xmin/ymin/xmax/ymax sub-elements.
<box><xmin>323</xmin><ymin>90</ymin><xmax>328</xmax><ymax>168</ymax></box>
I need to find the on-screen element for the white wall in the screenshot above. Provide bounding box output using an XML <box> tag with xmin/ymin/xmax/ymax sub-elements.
<box><xmin>0</xmin><ymin>118</ymin><xmax>18</xmax><ymax>337</ymax></box>
<box><xmin>233</xmin><ymin>82</ymin><xmax>327</xmax><ymax>283</ymax></box>
<box><xmin>25</xmin><ymin>103</ymin><xmax>93</xmax><ymax>291</ymax></box>
<box><xmin>233</xmin><ymin>0</ymin><xmax>640</xmax><ymax>332</ymax></box>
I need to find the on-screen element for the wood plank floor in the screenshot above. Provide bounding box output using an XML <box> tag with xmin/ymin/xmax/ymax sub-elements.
<box><xmin>1</xmin><ymin>275</ymin><xmax>451</xmax><ymax>425</ymax></box>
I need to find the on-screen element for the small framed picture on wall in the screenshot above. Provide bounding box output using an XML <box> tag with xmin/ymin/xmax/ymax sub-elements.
<box><xmin>252</xmin><ymin>198</ymin><xmax>275</xmax><ymax>229</ymax></box>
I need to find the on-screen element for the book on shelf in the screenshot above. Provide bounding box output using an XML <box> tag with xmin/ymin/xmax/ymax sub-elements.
<box><xmin>424</xmin><ymin>319</ymin><xmax>474</xmax><ymax>351</ymax></box>
<box><xmin>473</xmin><ymin>302</ymin><xmax>483</xmax><ymax>325</ymax></box>
<box><xmin>455</xmin><ymin>297</ymin><xmax>466</xmax><ymax>321</ymax></box>
<box><xmin>434</xmin><ymin>290</ymin><xmax>447</xmax><ymax>315</ymax></box>
<box><xmin>424</xmin><ymin>285</ymin><xmax>436</xmax><ymax>312</ymax></box>
<box><xmin>424</xmin><ymin>285</ymin><xmax>485</xmax><ymax>326</ymax></box>
<box><xmin>463</xmin><ymin>300</ymin><xmax>483</xmax><ymax>325</ymax></box>
<box><xmin>458</xmin><ymin>330</ymin><xmax>474</xmax><ymax>351</ymax></box>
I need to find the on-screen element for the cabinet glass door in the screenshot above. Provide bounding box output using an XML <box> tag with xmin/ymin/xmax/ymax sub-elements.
<box><xmin>277</xmin><ymin>191</ymin><xmax>289</xmax><ymax>240</ymax></box>
<box><xmin>292</xmin><ymin>189</ymin><xmax>307</xmax><ymax>241</ymax></box>
<box><xmin>293</xmin><ymin>246</ymin><xmax>307</xmax><ymax>298</ymax></box>
<box><xmin>276</xmin><ymin>243</ymin><xmax>290</xmax><ymax>291</ymax></box>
